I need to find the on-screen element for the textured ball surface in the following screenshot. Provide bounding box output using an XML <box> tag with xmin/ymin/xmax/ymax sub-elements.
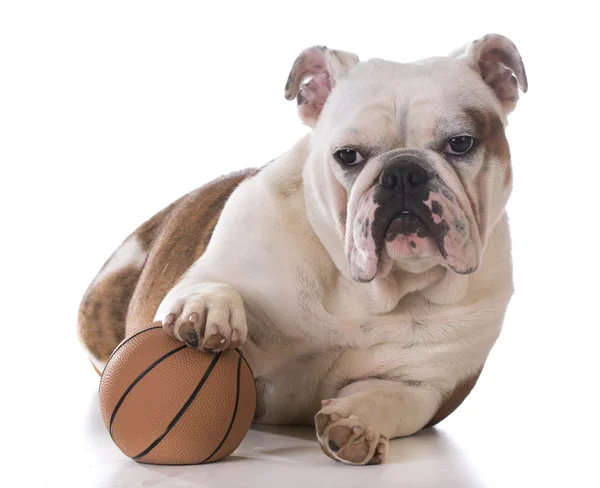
<box><xmin>99</xmin><ymin>325</ymin><xmax>256</xmax><ymax>465</ymax></box>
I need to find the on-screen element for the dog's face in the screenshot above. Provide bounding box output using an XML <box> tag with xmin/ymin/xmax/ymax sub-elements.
<box><xmin>285</xmin><ymin>35</ymin><xmax>527</xmax><ymax>282</ymax></box>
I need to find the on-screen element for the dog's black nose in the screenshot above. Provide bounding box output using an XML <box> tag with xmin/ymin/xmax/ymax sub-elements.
<box><xmin>380</xmin><ymin>162</ymin><xmax>429</xmax><ymax>191</ymax></box>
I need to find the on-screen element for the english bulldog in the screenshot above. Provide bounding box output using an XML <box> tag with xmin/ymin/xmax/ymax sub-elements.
<box><xmin>78</xmin><ymin>33</ymin><xmax>527</xmax><ymax>465</ymax></box>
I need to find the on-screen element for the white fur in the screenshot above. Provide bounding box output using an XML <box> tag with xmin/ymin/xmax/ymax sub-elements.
<box><xmin>91</xmin><ymin>237</ymin><xmax>147</xmax><ymax>287</ymax></box>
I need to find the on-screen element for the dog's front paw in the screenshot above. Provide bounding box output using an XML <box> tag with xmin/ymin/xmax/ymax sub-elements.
<box><xmin>315</xmin><ymin>400</ymin><xmax>388</xmax><ymax>465</ymax></box>
<box><xmin>159</xmin><ymin>283</ymin><xmax>247</xmax><ymax>352</ymax></box>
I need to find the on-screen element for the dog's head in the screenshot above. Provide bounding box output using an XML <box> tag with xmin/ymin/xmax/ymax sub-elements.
<box><xmin>285</xmin><ymin>34</ymin><xmax>527</xmax><ymax>282</ymax></box>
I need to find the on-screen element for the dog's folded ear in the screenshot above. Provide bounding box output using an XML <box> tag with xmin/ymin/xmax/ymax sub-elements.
<box><xmin>452</xmin><ymin>34</ymin><xmax>528</xmax><ymax>113</ymax></box>
<box><xmin>284</xmin><ymin>46</ymin><xmax>359</xmax><ymax>127</ymax></box>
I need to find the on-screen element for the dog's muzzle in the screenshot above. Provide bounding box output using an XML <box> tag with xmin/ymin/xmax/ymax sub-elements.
<box><xmin>350</xmin><ymin>154</ymin><xmax>479</xmax><ymax>281</ymax></box>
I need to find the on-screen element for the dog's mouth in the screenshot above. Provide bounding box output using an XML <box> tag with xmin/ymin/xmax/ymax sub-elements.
<box><xmin>375</xmin><ymin>202</ymin><xmax>447</xmax><ymax>257</ymax></box>
<box><xmin>380</xmin><ymin>210</ymin><xmax>443</xmax><ymax>262</ymax></box>
<box><xmin>385</xmin><ymin>212</ymin><xmax>430</xmax><ymax>241</ymax></box>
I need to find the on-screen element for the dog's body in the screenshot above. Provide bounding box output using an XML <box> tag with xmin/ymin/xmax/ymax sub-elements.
<box><xmin>79</xmin><ymin>35</ymin><xmax>526</xmax><ymax>465</ymax></box>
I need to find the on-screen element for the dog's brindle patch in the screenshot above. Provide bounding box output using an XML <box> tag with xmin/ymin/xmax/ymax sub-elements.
<box><xmin>77</xmin><ymin>168</ymin><xmax>260</xmax><ymax>366</ymax></box>
<box><xmin>77</xmin><ymin>199</ymin><xmax>179</xmax><ymax>362</ymax></box>
<box><xmin>126</xmin><ymin>169</ymin><xmax>261</xmax><ymax>335</ymax></box>
<box><xmin>78</xmin><ymin>263</ymin><xmax>140</xmax><ymax>362</ymax></box>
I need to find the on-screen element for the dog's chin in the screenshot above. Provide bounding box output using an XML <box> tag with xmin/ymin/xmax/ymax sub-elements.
<box><xmin>383</xmin><ymin>214</ymin><xmax>440</xmax><ymax>263</ymax></box>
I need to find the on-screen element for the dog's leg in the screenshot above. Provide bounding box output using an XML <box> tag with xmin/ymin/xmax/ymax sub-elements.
<box><xmin>315</xmin><ymin>379</ymin><xmax>441</xmax><ymax>465</ymax></box>
<box><xmin>155</xmin><ymin>282</ymin><xmax>247</xmax><ymax>352</ymax></box>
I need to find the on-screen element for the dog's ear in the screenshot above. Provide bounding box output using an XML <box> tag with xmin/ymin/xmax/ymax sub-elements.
<box><xmin>452</xmin><ymin>34</ymin><xmax>528</xmax><ymax>113</ymax></box>
<box><xmin>284</xmin><ymin>46</ymin><xmax>359</xmax><ymax>127</ymax></box>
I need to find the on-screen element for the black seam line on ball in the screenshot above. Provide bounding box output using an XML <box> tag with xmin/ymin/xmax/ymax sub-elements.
<box><xmin>106</xmin><ymin>326</ymin><xmax>163</xmax><ymax>364</ymax></box>
<box><xmin>131</xmin><ymin>352</ymin><xmax>222</xmax><ymax>461</ymax></box>
<box><xmin>237</xmin><ymin>348</ymin><xmax>258</xmax><ymax>392</ymax></box>
<box><xmin>200</xmin><ymin>354</ymin><xmax>243</xmax><ymax>464</ymax></box>
<box><xmin>100</xmin><ymin>326</ymin><xmax>163</xmax><ymax>391</ymax></box>
<box><xmin>109</xmin><ymin>344</ymin><xmax>187</xmax><ymax>440</ymax></box>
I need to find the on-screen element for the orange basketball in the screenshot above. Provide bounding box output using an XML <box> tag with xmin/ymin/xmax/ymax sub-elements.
<box><xmin>99</xmin><ymin>325</ymin><xmax>256</xmax><ymax>465</ymax></box>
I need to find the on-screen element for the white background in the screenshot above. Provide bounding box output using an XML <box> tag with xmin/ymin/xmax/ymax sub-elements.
<box><xmin>1</xmin><ymin>1</ymin><xmax>599</xmax><ymax>487</ymax></box>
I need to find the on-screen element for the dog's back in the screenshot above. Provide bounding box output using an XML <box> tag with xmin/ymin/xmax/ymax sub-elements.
<box><xmin>77</xmin><ymin>168</ymin><xmax>258</xmax><ymax>372</ymax></box>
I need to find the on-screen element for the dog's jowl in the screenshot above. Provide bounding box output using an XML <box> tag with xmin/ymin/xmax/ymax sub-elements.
<box><xmin>79</xmin><ymin>34</ymin><xmax>527</xmax><ymax>465</ymax></box>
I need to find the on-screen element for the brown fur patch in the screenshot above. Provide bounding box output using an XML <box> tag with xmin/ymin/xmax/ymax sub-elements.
<box><xmin>126</xmin><ymin>168</ymin><xmax>260</xmax><ymax>335</ymax></box>
<box><xmin>424</xmin><ymin>368</ymin><xmax>482</xmax><ymax>428</ymax></box>
<box><xmin>77</xmin><ymin>196</ymin><xmax>180</xmax><ymax>363</ymax></box>
<box><xmin>135</xmin><ymin>200</ymin><xmax>179</xmax><ymax>251</ymax></box>
<box><xmin>78</xmin><ymin>263</ymin><xmax>140</xmax><ymax>363</ymax></box>
<box><xmin>464</xmin><ymin>108</ymin><xmax>510</xmax><ymax>166</ymax></box>
<box><xmin>78</xmin><ymin>168</ymin><xmax>260</xmax><ymax>364</ymax></box>
<box><xmin>466</xmin><ymin>107</ymin><xmax>512</xmax><ymax>231</ymax></box>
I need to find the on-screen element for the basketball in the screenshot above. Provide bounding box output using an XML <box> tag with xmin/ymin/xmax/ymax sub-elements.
<box><xmin>99</xmin><ymin>324</ymin><xmax>256</xmax><ymax>465</ymax></box>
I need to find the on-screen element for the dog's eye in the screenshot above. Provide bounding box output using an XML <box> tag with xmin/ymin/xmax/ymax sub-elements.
<box><xmin>334</xmin><ymin>148</ymin><xmax>364</xmax><ymax>166</ymax></box>
<box><xmin>445</xmin><ymin>136</ymin><xmax>475</xmax><ymax>155</ymax></box>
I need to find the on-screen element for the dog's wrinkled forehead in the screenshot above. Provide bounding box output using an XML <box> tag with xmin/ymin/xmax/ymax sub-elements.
<box><xmin>314</xmin><ymin>57</ymin><xmax>504</xmax><ymax>151</ymax></box>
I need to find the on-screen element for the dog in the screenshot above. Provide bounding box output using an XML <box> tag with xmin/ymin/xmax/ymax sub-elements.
<box><xmin>78</xmin><ymin>33</ymin><xmax>527</xmax><ymax>465</ymax></box>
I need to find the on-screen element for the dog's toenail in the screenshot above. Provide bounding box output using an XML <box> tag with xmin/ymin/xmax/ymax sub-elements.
<box><xmin>164</xmin><ymin>314</ymin><xmax>174</xmax><ymax>326</ymax></box>
<box><xmin>328</xmin><ymin>440</ymin><xmax>340</xmax><ymax>452</ymax></box>
<box><xmin>186</xmin><ymin>329</ymin><xmax>199</xmax><ymax>348</ymax></box>
<box><xmin>188</xmin><ymin>313</ymin><xmax>198</xmax><ymax>323</ymax></box>
<box><xmin>330</xmin><ymin>413</ymin><xmax>341</xmax><ymax>421</ymax></box>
